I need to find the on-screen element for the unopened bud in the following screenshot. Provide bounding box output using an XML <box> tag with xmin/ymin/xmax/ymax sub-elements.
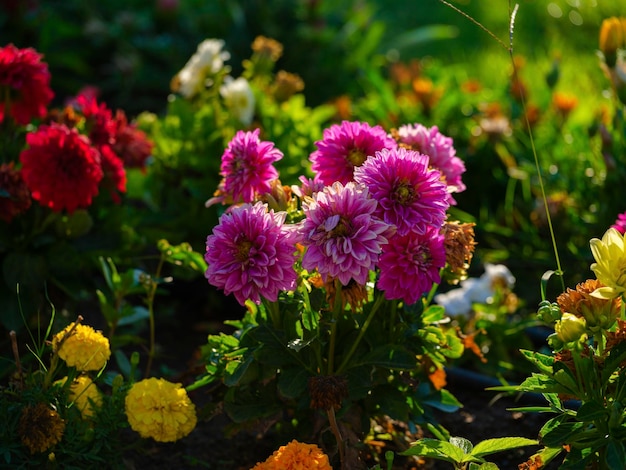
<box><xmin>555</xmin><ymin>313</ymin><xmax>587</xmax><ymax>343</ymax></box>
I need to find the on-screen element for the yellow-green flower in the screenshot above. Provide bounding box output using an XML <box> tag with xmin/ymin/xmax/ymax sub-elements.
<box><xmin>125</xmin><ymin>377</ymin><xmax>197</xmax><ymax>443</ymax></box>
<box><xmin>18</xmin><ymin>403</ymin><xmax>65</xmax><ymax>454</ymax></box>
<box><xmin>57</xmin><ymin>375</ymin><xmax>103</xmax><ymax>419</ymax></box>
<box><xmin>555</xmin><ymin>313</ymin><xmax>587</xmax><ymax>344</ymax></box>
<box><xmin>52</xmin><ymin>323</ymin><xmax>111</xmax><ymax>371</ymax></box>
<box><xmin>590</xmin><ymin>228</ymin><xmax>626</xmax><ymax>299</ymax></box>
<box><xmin>252</xmin><ymin>439</ymin><xmax>332</xmax><ymax>470</ymax></box>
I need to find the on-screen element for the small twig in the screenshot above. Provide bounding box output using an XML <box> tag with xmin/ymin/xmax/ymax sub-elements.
<box><xmin>327</xmin><ymin>407</ymin><xmax>345</xmax><ymax>468</ymax></box>
<box><xmin>9</xmin><ymin>331</ymin><xmax>23</xmax><ymax>389</ymax></box>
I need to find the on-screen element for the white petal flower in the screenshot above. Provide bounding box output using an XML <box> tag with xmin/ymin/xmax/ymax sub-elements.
<box><xmin>175</xmin><ymin>39</ymin><xmax>230</xmax><ymax>98</ymax></box>
<box><xmin>220</xmin><ymin>76</ymin><xmax>255</xmax><ymax>126</ymax></box>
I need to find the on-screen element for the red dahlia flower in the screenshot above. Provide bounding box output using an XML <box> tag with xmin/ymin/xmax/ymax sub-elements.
<box><xmin>112</xmin><ymin>110</ymin><xmax>153</xmax><ymax>170</ymax></box>
<box><xmin>19</xmin><ymin>123</ymin><xmax>103</xmax><ymax>213</ymax></box>
<box><xmin>0</xmin><ymin>43</ymin><xmax>54</xmax><ymax>125</ymax></box>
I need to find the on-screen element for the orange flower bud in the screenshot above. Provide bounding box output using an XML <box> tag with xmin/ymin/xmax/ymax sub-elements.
<box><xmin>600</xmin><ymin>17</ymin><xmax>624</xmax><ymax>67</ymax></box>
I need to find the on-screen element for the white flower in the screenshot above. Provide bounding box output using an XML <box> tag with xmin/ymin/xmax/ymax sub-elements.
<box><xmin>176</xmin><ymin>39</ymin><xmax>230</xmax><ymax>98</ymax></box>
<box><xmin>435</xmin><ymin>263</ymin><xmax>515</xmax><ymax>317</ymax></box>
<box><xmin>220</xmin><ymin>76</ymin><xmax>255</xmax><ymax>126</ymax></box>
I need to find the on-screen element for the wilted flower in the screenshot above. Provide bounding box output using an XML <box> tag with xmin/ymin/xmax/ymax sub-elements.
<box><xmin>393</xmin><ymin>123</ymin><xmax>466</xmax><ymax>205</ymax></box>
<box><xmin>0</xmin><ymin>162</ymin><xmax>31</xmax><ymax>223</ymax></box>
<box><xmin>377</xmin><ymin>226</ymin><xmax>446</xmax><ymax>305</ymax></box>
<box><xmin>309</xmin><ymin>120</ymin><xmax>397</xmax><ymax>185</ymax></box>
<box><xmin>272</xmin><ymin>70</ymin><xmax>304</xmax><ymax>102</ymax></box>
<box><xmin>205</xmin><ymin>202</ymin><xmax>298</xmax><ymax>305</ymax></box>
<box><xmin>251</xmin><ymin>35</ymin><xmax>283</xmax><ymax>62</ymax></box>
<box><xmin>125</xmin><ymin>377</ymin><xmax>197</xmax><ymax>443</ymax></box>
<box><xmin>354</xmin><ymin>147</ymin><xmax>449</xmax><ymax>235</ymax></box>
<box><xmin>52</xmin><ymin>322</ymin><xmax>111</xmax><ymax>371</ymax></box>
<box><xmin>252</xmin><ymin>439</ymin><xmax>332</xmax><ymax>470</ymax></box>
<box><xmin>308</xmin><ymin>375</ymin><xmax>349</xmax><ymax>410</ymax></box>
<box><xmin>0</xmin><ymin>43</ymin><xmax>54</xmax><ymax>125</ymax></box>
<box><xmin>299</xmin><ymin>182</ymin><xmax>393</xmax><ymax>286</ymax></box>
<box><xmin>220</xmin><ymin>76</ymin><xmax>255</xmax><ymax>126</ymax></box>
<box><xmin>172</xmin><ymin>38</ymin><xmax>230</xmax><ymax>98</ymax></box>
<box><xmin>590</xmin><ymin>228</ymin><xmax>626</xmax><ymax>299</ymax></box>
<box><xmin>18</xmin><ymin>403</ymin><xmax>65</xmax><ymax>454</ymax></box>
<box><xmin>441</xmin><ymin>221</ymin><xmax>477</xmax><ymax>283</ymax></box>
<box><xmin>211</xmin><ymin>128</ymin><xmax>283</xmax><ymax>205</ymax></box>
<box><xmin>557</xmin><ymin>279</ymin><xmax>621</xmax><ymax>332</ymax></box>
<box><xmin>19</xmin><ymin>123</ymin><xmax>103</xmax><ymax>213</ymax></box>
<box><xmin>57</xmin><ymin>375</ymin><xmax>103</xmax><ymax>419</ymax></box>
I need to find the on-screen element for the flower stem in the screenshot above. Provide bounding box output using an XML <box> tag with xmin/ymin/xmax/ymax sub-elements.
<box><xmin>336</xmin><ymin>293</ymin><xmax>384</xmax><ymax>374</ymax></box>
<box><xmin>144</xmin><ymin>255</ymin><xmax>165</xmax><ymax>378</ymax></box>
<box><xmin>327</xmin><ymin>407</ymin><xmax>345</xmax><ymax>468</ymax></box>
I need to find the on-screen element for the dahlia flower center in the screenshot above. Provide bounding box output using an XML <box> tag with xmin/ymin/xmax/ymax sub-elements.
<box><xmin>326</xmin><ymin>215</ymin><xmax>351</xmax><ymax>237</ymax></box>
<box><xmin>394</xmin><ymin>181</ymin><xmax>416</xmax><ymax>204</ymax></box>
<box><xmin>235</xmin><ymin>239</ymin><xmax>254</xmax><ymax>262</ymax></box>
<box><xmin>347</xmin><ymin>148</ymin><xmax>367</xmax><ymax>167</ymax></box>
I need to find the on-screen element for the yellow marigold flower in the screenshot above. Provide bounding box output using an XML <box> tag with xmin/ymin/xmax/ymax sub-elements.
<box><xmin>52</xmin><ymin>323</ymin><xmax>111</xmax><ymax>371</ymax></box>
<box><xmin>125</xmin><ymin>377</ymin><xmax>197</xmax><ymax>443</ymax></box>
<box><xmin>590</xmin><ymin>228</ymin><xmax>626</xmax><ymax>299</ymax></box>
<box><xmin>18</xmin><ymin>403</ymin><xmax>65</xmax><ymax>454</ymax></box>
<box><xmin>57</xmin><ymin>375</ymin><xmax>103</xmax><ymax>419</ymax></box>
<box><xmin>252</xmin><ymin>440</ymin><xmax>332</xmax><ymax>470</ymax></box>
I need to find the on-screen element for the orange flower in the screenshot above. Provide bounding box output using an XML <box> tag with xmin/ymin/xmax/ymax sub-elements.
<box><xmin>252</xmin><ymin>440</ymin><xmax>332</xmax><ymax>470</ymax></box>
<box><xmin>600</xmin><ymin>17</ymin><xmax>624</xmax><ymax>67</ymax></box>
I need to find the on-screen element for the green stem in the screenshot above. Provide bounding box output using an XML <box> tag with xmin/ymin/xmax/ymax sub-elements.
<box><xmin>144</xmin><ymin>255</ymin><xmax>165</xmax><ymax>378</ymax></box>
<box><xmin>336</xmin><ymin>293</ymin><xmax>384</xmax><ymax>374</ymax></box>
<box><xmin>327</xmin><ymin>280</ymin><xmax>343</xmax><ymax>375</ymax></box>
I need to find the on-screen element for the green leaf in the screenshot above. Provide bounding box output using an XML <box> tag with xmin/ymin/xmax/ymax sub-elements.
<box><xmin>470</xmin><ymin>437</ymin><xmax>538</xmax><ymax>458</ymax></box>
<box><xmin>606</xmin><ymin>439</ymin><xmax>626</xmax><ymax>470</ymax></box>
<box><xmin>473</xmin><ymin>464</ymin><xmax>499</xmax><ymax>470</ymax></box>
<box><xmin>450</xmin><ymin>436</ymin><xmax>473</xmax><ymax>454</ymax></box>
<box><xmin>422</xmin><ymin>304</ymin><xmax>446</xmax><ymax>323</ymax></box>
<box><xmin>353</xmin><ymin>344</ymin><xmax>416</xmax><ymax>370</ymax></box>
<box><xmin>603</xmin><ymin>341</ymin><xmax>626</xmax><ymax>383</ymax></box>
<box><xmin>401</xmin><ymin>438</ymin><xmax>467</xmax><ymax>463</ymax></box>
<box><xmin>540</xmin><ymin>417</ymin><xmax>585</xmax><ymax>447</ymax></box>
<box><xmin>520</xmin><ymin>349</ymin><xmax>555</xmax><ymax>375</ymax></box>
<box><xmin>277</xmin><ymin>367</ymin><xmax>309</xmax><ymax>400</ymax></box>
<box><xmin>576</xmin><ymin>400</ymin><xmax>607</xmax><ymax>422</ymax></box>
<box><xmin>117</xmin><ymin>306</ymin><xmax>150</xmax><ymax>326</ymax></box>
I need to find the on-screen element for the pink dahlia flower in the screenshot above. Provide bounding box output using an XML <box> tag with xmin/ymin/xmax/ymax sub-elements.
<box><xmin>377</xmin><ymin>226</ymin><xmax>446</xmax><ymax>305</ymax></box>
<box><xmin>219</xmin><ymin>128</ymin><xmax>283</xmax><ymax>204</ymax></box>
<box><xmin>395</xmin><ymin>123</ymin><xmax>466</xmax><ymax>204</ymax></box>
<box><xmin>310</xmin><ymin>121</ymin><xmax>397</xmax><ymax>185</ymax></box>
<box><xmin>205</xmin><ymin>202</ymin><xmax>298</xmax><ymax>305</ymax></box>
<box><xmin>612</xmin><ymin>212</ymin><xmax>626</xmax><ymax>235</ymax></box>
<box><xmin>300</xmin><ymin>181</ymin><xmax>393</xmax><ymax>285</ymax></box>
<box><xmin>354</xmin><ymin>147</ymin><xmax>449</xmax><ymax>236</ymax></box>
<box><xmin>0</xmin><ymin>43</ymin><xmax>54</xmax><ymax>125</ymax></box>
<box><xmin>19</xmin><ymin>123</ymin><xmax>103</xmax><ymax>213</ymax></box>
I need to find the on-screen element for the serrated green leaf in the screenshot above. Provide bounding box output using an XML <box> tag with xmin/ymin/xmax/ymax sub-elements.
<box><xmin>400</xmin><ymin>438</ymin><xmax>467</xmax><ymax>463</ymax></box>
<box><xmin>576</xmin><ymin>400</ymin><xmax>607</xmax><ymax>422</ymax></box>
<box><xmin>277</xmin><ymin>367</ymin><xmax>309</xmax><ymax>399</ymax></box>
<box><xmin>450</xmin><ymin>436</ymin><xmax>473</xmax><ymax>454</ymax></box>
<box><xmin>470</xmin><ymin>437</ymin><xmax>538</xmax><ymax>458</ymax></box>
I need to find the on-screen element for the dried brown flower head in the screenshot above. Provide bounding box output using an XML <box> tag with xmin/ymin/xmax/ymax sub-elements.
<box><xmin>272</xmin><ymin>70</ymin><xmax>304</xmax><ymax>102</ymax></box>
<box><xmin>308</xmin><ymin>375</ymin><xmax>348</xmax><ymax>410</ymax></box>
<box><xmin>18</xmin><ymin>403</ymin><xmax>65</xmax><ymax>454</ymax></box>
<box><xmin>251</xmin><ymin>36</ymin><xmax>283</xmax><ymax>62</ymax></box>
<box><xmin>324</xmin><ymin>278</ymin><xmax>369</xmax><ymax>312</ymax></box>
<box><xmin>0</xmin><ymin>162</ymin><xmax>31</xmax><ymax>222</ymax></box>
<box><xmin>441</xmin><ymin>221</ymin><xmax>477</xmax><ymax>284</ymax></box>
<box><xmin>557</xmin><ymin>279</ymin><xmax>621</xmax><ymax>331</ymax></box>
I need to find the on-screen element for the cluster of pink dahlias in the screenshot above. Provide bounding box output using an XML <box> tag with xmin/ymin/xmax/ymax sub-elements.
<box><xmin>204</xmin><ymin>119</ymin><xmax>467</xmax><ymax>307</ymax></box>
<box><xmin>0</xmin><ymin>43</ymin><xmax>153</xmax><ymax>220</ymax></box>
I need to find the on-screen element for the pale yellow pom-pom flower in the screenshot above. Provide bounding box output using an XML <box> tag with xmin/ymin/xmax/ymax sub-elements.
<box><xmin>56</xmin><ymin>375</ymin><xmax>103</xmax><ymax>419</ymax></box>
<box><xmin>52</xmin><ymin>323</ymin><xmax>111</xmax><ymax>371</ymax></box>
<box><xmin>125</xmin><ymin>377</ymin><xmax>197</xmax><ymax>443</ymax></box>
<box><xmin>252</xmin><ymin>439</ymin><xmax>332</xmax><ymax>470</ymax></box>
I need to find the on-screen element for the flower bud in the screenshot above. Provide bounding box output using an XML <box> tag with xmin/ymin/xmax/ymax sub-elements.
<box><xmin>555</xmin><ymin>313</ymin><xmax>587</xmax><ymax>343</ymax></box>
<box><xmin>600</xmin><ymin>17</ymin><xmax>623</xmax><ymax>68</ymax></box>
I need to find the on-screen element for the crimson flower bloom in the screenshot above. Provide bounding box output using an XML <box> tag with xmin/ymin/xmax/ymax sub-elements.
<box><xmin>218</xmin><ymin>128</ymin><xmax>283</xmax><ymax>204</ymax></box>
<box><xmin>112</xmin><ymin>110</ymin><xmax>153</xmax><ymax>170</ymax></box>
<box><xmin>299</xmin><ymin>181</ymin><xmax>393</xmax><ymax>286</ymax></box>
<box><xmin>19</xmin><ymin>123</ymin><xmax>103</xmax><ymax>213</ymax></box>
<box><xmin>0</xmin><ymin>43</ymin><xmax>54</xmax><ymax>125</ymax></box>
<box><xmin>205</xmin><ymin>202</ymin><xmax>298</xmax><ymax>306</ymax></box>
<box><xmin>98</xmin><ymin>144</ymin><xmax>127</xmax><ymax>204</ymax></box>
<box><xmin>395</xmin><ymin>123</ymin><xmax>466</xmax><ymax>204</ymax></box>
<box><xmin>377</xmin><ymin>226</ymin><xmax>446</xmax><ymax>305</ymax></box>
<box><xmin>309</xmin><ymin>120</ymin><xmax>397</xmax><ymax>185</ymax></box>
<box><xmin>74</xmin><ymin>94</ymin><xmax>116</xmax><ymax>147</ymax></box>
<box><xmin>354</xmin><ymin>147</ymin><xmax>449</xmax><ymax>236</ymax></box>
